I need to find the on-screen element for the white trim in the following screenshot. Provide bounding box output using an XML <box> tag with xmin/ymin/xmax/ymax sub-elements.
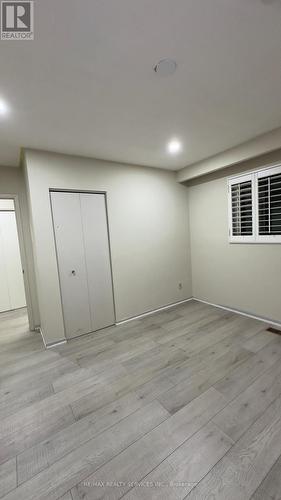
<box><xmin>116</xmin><ymin>298</ymin><xmax>194</xmax><ymax>325</ymax></box>
<box><xmin>228</xmin><ymin>173</ymin><xmax>253</xmax><ymax>184</ymax></box>
<box><xmin>193</xmin><ymin>297</ymin><xmax>281</xmax><ymax>329</ymax></box>
<box><xmin>46</xmin><ymin>339</ymin><xmax>67</xmax><ymax>349</ymax></box>
<box><xmin>257</xmin><ymin>164</ymin><xmax>281</xmax><ymax>179</ymax></box>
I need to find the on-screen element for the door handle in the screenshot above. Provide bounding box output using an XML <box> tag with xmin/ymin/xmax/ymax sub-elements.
<box><xmin>71</xmin><ymin>270</ymin><xmax>76</xmax><ymax>276</ymax></box>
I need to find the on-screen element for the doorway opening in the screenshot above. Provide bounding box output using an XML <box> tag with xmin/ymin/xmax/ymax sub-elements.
<box><xmin>0</xmin><ymin>198</ymin><xmax>27</xmax><ymax>316</ymax></box>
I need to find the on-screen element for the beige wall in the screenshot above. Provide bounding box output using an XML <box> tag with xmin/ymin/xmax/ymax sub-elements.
<box><xmin>188</xmin><ymin>152</ymin><xmax>281</xmax><ymax>324</ymax></box>
<box><xmin>24</xmin><ymin>149</ymin><xmax>192</xmax><ymax>345</ymax></box>
<box><xmin>178</xmin><ymin>126</ymin><xmax>281</xmax><ymax>182</ymax></box>
<box><xmin>0</xmin><ymin>165</ymin><xmax>40</xmax><ymax>327</ymax></box>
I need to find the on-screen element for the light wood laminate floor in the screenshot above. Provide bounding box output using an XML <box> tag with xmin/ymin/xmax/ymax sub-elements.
<box><xmin>1</xmin><ymin>301</ymin><xmax>281</xmax><ymax>500</ymax></box>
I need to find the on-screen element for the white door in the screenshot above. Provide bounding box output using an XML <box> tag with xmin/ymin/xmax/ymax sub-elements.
<box><xmin>80</xmin><ymin>193</ymin><xmax>115</xmax><ymax>331</ymax></box>
<box><xmin>51</xmin><ymin>191</ymin><xmax>115</xmax><ymax>339</ymax></box>
<box><xmin>51</xmin><ymin>192</ymin><xmax>92</xmax><ymax>339</ymax></box>
<box><xmin>0</xmin><ymin>211</ymin><xmax>26</xmax><ymax>313</ymax></box>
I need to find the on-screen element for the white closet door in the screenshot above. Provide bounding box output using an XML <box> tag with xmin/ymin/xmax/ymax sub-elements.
<box><xmin>80</xmin><ymin>193</ymin><xmax>115</xmax><ymax>331</ymax></box>
<box><xmin>0</xmin><ymin>212</ymin><xmax>26</xmax><ymax>313</ymax></box>
<box><xmin>51</xmin><ymin>192</ymin><xmax>92</xmax><ymax>339</ymax></box>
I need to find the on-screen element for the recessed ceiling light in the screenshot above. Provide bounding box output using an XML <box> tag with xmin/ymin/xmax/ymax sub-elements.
<box><xmin>167</xmin><ymin>139</ymin><xmax>182</xmax><ymax>155</ymax></box>
<box><xmin>154</xmin><ymin>59</ymin><xmax>177</xmax><ymax>77</ymax></box>
<box><xmin>0</xmin><ymin>99</ymin><xmax>9</xmax><ymax>116</ymax></box>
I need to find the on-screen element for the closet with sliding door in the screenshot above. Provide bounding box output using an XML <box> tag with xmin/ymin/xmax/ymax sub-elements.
<box><xmin>50</xmin><ymin>191</ymin><xmax>115</xmax><ymax>339</ymax></box>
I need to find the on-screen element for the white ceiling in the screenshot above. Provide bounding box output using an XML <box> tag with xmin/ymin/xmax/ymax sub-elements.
<box><xmin>1</xmin><ymin>0</ymin><xmax>281</xmax><ymax>170</ymax></box>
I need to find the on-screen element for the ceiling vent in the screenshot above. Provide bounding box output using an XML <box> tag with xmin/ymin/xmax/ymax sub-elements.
<box><xmin>154</xmin><ymin>59</ymin><xmax>177</xmax><ymax>77</ymax></box>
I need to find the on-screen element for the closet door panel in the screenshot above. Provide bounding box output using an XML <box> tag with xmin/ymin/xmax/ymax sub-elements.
<box><xmin>80</xmin><ymin>193</ymin><xmax>115</xmax><ymax>331</ymax></box>
<box><xmin>51</xmin><ymin>192</ymin><xmax>91</xmax><ymax>339</ymax></box>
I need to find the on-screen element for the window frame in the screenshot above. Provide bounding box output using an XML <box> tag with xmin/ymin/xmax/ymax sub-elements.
<box><xmin>228</xmin><ymin>163</ymin><xmax>281</xmax><ymax>244</ymax></box>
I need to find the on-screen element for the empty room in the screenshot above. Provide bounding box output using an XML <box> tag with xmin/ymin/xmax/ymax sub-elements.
<box><xmin>1</xmin><ymin>1</ymin><xmax>281</xmax><ymax>499</ymax></box>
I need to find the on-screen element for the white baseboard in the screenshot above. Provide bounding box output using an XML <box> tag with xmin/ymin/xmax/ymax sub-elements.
<box><xmin>34</xmin><ymin>326</ymin><xmax>47</xmax><ymax>348</ymax></box>
<box><xmin>36</xmin><ymin>326</ymin><xmax>67</xmax><ymax>349</ymax></box>
<box><xmin>37</xmin><ymin>295</ymin><xmax>280</xmax><ymax>347</ymax></box>
<box><xmin>116</xmin><ymin>297</ymin><xmax>194</xmax><ymax>325</ymax></box>
<box><xmin>38</xmin><ymin>298</ymin><xmax>194</xmax><ymax>345</ymax></box>
<box><xmin>193</xmin><ymin>297</ymin><xmax>281</xmax><ymax>329</ymax></box>
<box><xmin>46</xmin><ymin>339</ymin><xmax>67</xmax><ymax>349</ymax></box>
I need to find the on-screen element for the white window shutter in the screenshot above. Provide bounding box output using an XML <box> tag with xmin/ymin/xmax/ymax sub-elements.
<box><xmin>231</xmin><ymin>181</ymin><xmax>253</xmax><ymax>236</ymax></box>
<box><xmin>228</xmin><ymin>164</ymin><xmax>281</xmax><ymax>244</ymax></box>
<box><xmin>228</xmin><ymin>174</ymin><xmax>254</xmax><ymax>243</ymax></box>
<box><xmin>257</xmin><ymin>166</ymin><xmax>281</xmax><ymax>242</ymax></box>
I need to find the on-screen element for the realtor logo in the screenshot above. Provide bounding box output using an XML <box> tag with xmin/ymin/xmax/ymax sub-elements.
<box><xmin>1</xmin><ymin>1</ymin><xmax>34</xmax><ymax>40</ymax></box>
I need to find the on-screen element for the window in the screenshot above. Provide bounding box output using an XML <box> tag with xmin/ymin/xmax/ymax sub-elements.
<box><xmin>228</xmin><ymin>164</ymin><xmax>281</xmax><ymax>243</ymax></box>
